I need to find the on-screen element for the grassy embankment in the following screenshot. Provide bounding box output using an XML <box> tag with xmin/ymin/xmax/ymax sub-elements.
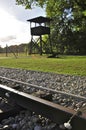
<box><xmin>0</xmin><ymin>54</ymin><xmax>86</xmax><ymax>76</ymax></box>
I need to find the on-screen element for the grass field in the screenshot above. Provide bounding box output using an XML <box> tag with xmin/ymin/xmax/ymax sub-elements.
<box><xmin>0</xmin><ymin>54</ymin><xmax>86</xmax><ymax>76</ymax></box>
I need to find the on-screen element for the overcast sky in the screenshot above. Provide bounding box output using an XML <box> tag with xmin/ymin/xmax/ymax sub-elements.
<box><xmin>0</xmin><ymin>0</ymin><xmax>45</xmax><ymax>47</ymax></box>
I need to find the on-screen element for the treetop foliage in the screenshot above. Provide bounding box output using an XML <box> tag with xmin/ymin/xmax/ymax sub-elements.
<box><xmin>16</xmin><ymin>0</ymin><xmax>46</xmax><ymax>9</ymax></box>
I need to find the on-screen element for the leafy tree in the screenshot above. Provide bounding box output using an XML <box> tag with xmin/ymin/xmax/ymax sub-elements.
<box><xmin>16</xmin><ymin>0</ymin><xmax>86</xmax><ymax>55</ymax></box>
<box><xmin>46</xmin><ymin>0</ymin><xmax>86</xmax><ymax>54</ymax></box>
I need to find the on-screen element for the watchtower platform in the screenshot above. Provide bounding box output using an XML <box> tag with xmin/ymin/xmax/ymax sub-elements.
<box><xmin>27</xmin><ymin>16</ymin><xmax>52</xmax><ymax>55</ymax></box>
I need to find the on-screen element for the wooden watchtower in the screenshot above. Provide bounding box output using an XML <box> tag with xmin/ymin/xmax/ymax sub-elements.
<box><xmin>27</xmin><ymin>16</ymin><xmax>52</xmax><ymax>55</ymax></box>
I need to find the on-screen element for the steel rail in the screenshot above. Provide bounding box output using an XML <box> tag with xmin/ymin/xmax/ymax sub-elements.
<box><xmin>0</xmin><ymin>76</ymin><xmax>86</xmax><ymax>101</ymax></box>
<box><xmin>0</xmin><ymin>84</ymin><xmax>86</xmax><ymax>130</ymax></box>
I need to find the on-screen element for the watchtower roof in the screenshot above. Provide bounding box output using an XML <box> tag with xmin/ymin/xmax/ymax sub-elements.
<box><xmin>27</xmin><ymin>16</ymin><xmax>52</xmax><ymax>23</ymax></box>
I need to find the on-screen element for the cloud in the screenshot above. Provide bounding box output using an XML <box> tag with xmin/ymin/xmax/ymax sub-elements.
<box><xmin>0</xmin><ymin>0</ymin><xmax>46</xmax><ymax>22</ymax></box>
<box><xmin>0</xmin><ymin>8</ymin><xmax>30</xmax><ymax>47</ymax></box>
<box><xmin>0</xmin><ymin>0</ymin><xmax>45</xmax><ymax>47</ymax></box>
<box><xmin>0</xmin><ymin>35</ymin><xmax>16</xmax><ymax>42</ymax></box>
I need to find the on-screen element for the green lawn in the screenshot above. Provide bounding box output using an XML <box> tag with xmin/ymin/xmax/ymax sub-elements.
<box><xmin>0</xmin><ymin>55</ymin><xmax>86</xmax><ymax>76</ymax></box>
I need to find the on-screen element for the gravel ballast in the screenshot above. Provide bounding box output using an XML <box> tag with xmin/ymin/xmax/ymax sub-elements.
<box><xmin>0</xmin><ymin>67</ymin><xmax>86</xmax><ymax>130</ymax></box>
<box><xmin>0</xmin><ymin>67</ymin><xmax>86</xmax><ymax>96</ymax></box>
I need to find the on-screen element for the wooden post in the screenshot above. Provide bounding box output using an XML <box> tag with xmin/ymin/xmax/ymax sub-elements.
<box><xmin>40</xmin><ymin>35</ymin><xmax>42</xmax><ymax>55</ymax></box>
<box><xmin>6</xmin><ymin>44</ymin><xmax>8</xmax><ymax>57</ymax></box>
<box><xmin>29</xmin><ymin>36</ymin><xmax>33</xmax><ymax>55</ymax></box>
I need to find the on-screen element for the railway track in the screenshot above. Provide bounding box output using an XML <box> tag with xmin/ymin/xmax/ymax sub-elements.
<box><xmin>0</xmin><ymin>76</ymin><xmax>86</xmax><ymax>107</ymax></box>
<box><xmin>0</xmin><ymin>76</ymin><xmax>86</xmax><ymax>101</ymax></box>
<box><xmin>0</xmin><ymin>76</ymin><xmax>86</xmax><ymax>130</ymax></box>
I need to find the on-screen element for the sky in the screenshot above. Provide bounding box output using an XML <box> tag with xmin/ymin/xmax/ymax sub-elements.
<box><xmin>0</xmin><ymin>0</ymin><xmax>46</xmax><ymax>48</ymax></box>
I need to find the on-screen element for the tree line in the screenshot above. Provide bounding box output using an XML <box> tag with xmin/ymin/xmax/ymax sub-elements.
<box><xmin>0</xmin><ymin>44</ymin><xmax>28</xmax><ymax>54</ymax></box>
